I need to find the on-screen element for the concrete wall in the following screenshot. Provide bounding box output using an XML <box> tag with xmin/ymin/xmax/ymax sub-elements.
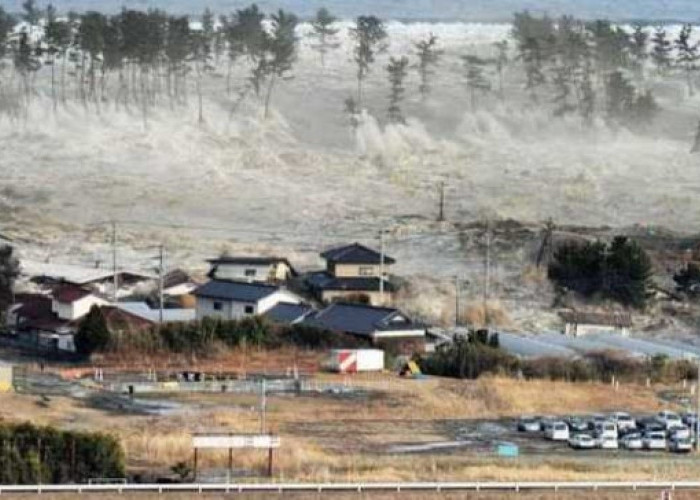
<box><xmin>196</xmin><ymin>297</ymin><xmax>255</xmax><ymax>321</ymax></box>
<box><xmin>564</xmin><ymin>323</ymin><xmax>630</xmax><ymax>337</ymax></box>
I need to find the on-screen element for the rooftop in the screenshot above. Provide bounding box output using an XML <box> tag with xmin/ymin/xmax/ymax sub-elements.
<box><xmin>320</xmin><ymin>243</ymin><xmax>395</xmax><ymax>265</ymax></box>
<box><xmin>305</xmin><ymin>302</ymin><xmax>422</xmax><ymax>337</ymax></box>
<box><xmin>52</xmin><ymin>285</ymin><xmax>93</xmax><ymax>304</ymax></box>
<box><xmin>22</xmin><ymin>260</ymin><xmax>154</xmax><ymax>286</ymax></box>
<box><xmin>115</xmin><ymin>302</ymin><xmax>196</xmax><ymax>324</ymax></box>
<box><xmin>207</xmin><ymin>256</ymin><xmax>292</xmax><ymax>266</ymax></box>
<box><xmin>194</xmin><ymin>280</ymin><xmax>280</xmax><ymax>302</ymax></box>
<box><xmin>264</xmin><ymin>303</ymin><xmax>313</xmax><ymax>324</ymax></box>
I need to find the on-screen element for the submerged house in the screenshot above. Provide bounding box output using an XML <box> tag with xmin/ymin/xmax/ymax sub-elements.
<box><xmin>206</xmin><ymin>256</ymin><xmax>296</xmax><ymax>284</ymax></box>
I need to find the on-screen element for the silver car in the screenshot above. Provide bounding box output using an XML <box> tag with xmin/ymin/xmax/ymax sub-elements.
<box><xmin>669</xmin><ymin>437</ymin><xmax>693</xmax><ymax>453</ymax></box>
<box><xmin>643</xmin><ymin>431</ymin><xmax>667</xmax><ymax>450</ymax></box>
<box><xmin>620</xmin><ymin>433</ymin><xmax>643</xmax><ymax>450</ymax></box>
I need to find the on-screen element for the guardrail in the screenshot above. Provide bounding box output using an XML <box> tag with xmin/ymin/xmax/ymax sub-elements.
<box><xmin>0</xmin><ymin>481</ymin><xmax>699</xmax><ymax>494</ymax></box>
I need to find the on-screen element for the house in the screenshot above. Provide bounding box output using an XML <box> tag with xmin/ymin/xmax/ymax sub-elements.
<box><xmin>21</xmin><ymin>260</ymin><xmax>154</xmax><ymax>299</ymax></box>
<box><xmin>193</xmin><ymin>280</ymin><xmax>302</xmax><ymax>321</ymax></box>
<box><xmin>304</xmin><ymin>302</ymin><xmax>426</xmax><ymax>352</ymax></box>
<box><xmin>115</xmin><ymin>302</ymin><xmax>196</xmax><ymax>324</ymax></box>
<box><xmin>263</xmin><ymin>303</ymin><xmax>313</xmax><ymax>324</ymax></box>
<box><xmin>51</xmin><ymin>285</ymin><xmax>109</xmax><ymax>321</ymax></box>
<box><xmin>206</xmin><ymin>257</ymin><xmax>296</xmax><ymax>284</ymax></box>
<box><xmin>305</xmin><ymin>243</ymin><xmax>397</xmax><ymax>306</ymax></box>
<box><xmin>560</xmin><ymin>310</ymin><xmax>632</xmax><ymax>337</ymax></box>
<box><xmin>162</xmin><ymin>269</ymin><xmax>200</xmax><ymax>297</ymax></box>
<box><xmin>7</xmin><ymin>294</ymin><xmax>77</xmax><ymax>352</ymax></box>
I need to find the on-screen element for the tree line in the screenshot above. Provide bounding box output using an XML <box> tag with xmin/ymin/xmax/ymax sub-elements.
<box><xmin>76</xmin><ymin>307</ymin><xmax>368</xmax><ymax>356</ymax></box>
<box><xmin>418</xmin><ymin>333</ymin><xmax>696</xmax><ymax>384</ymax></box>
<box><xmin>0</xmin><ymin>421</ymin><xmax>124</xmax><ymax>484</ymax></box>
<box><xmin>1</xmin><ymin>4</ymin><xmax>698</xmax><ymax>137</ymax></box>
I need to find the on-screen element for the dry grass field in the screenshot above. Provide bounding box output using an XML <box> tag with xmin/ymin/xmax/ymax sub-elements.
<box><xmin>0</xmin><ymin>371</ymin><xmax>696</xmax><ymax>484</ymax></box>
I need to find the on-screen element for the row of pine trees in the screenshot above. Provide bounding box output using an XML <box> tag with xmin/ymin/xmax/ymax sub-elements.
<box><xmin>1</xmin><ymin>2</ymin><xmax>699</xmax><ymax>136</ymax></box>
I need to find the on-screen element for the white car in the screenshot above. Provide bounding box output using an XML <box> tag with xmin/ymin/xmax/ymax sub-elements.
<box><xmin>593</xmin><ymin>421</ymin><xmax>618</xmax><ymax>440</ymax></box>
<box><xmin>682</xmin><ymin>412</ymin><xmax>697</xmax><ymax>427</ymax></box>
<box><xmin>668</xmin><ymin>425</ymin><xmax>691</xmax><ymax>441</ymax></box>
<box><xmin>669</xmin><ymin>437</ymin><xmax>693</xmax><ymax>453</ymax></box>
<box><xmin>545</xmin><ymin>421</ymin><xmax>570</xmax><ymax>441</ymax></box>
<box><xmin>597</xmin><ymin>436</ymin><xmax>619</xmax><ymax>449</ymax></box>
<box><xmin>656</xmin><ymin>411</ymin><xmax>683</xmax><ymax>430</ymax></box>
<box><xmin>610</xmin><ymin>412</ymin><xmax>636</xmax><ymax>432</ymax></box>
<box><xmin>569</xmin><ymin>433</ymin><xmax>596</xmax><ymax>449</ymax></box>
<box><xmin>517</xmin><ymin>417</ymin><xmax>541</xmax><ymax>433</ymax></box>
<box><xmin>643</xmin><ymin>431</ymin><xmax>667</xmax><ymax>450</ymax></box>
<box><xmin>620</xmin><ymin>433</ymin><xmax>643</xmax><ymax>450</ymax></box>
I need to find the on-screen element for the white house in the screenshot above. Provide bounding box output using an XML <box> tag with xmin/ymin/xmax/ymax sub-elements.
<box><xmin>193</xmin><ymin>280</ymin><xmax>302</xmax><ymax>321</ymax></box>
<box><xmin>51</xmin><ymin>285</ymin><xmax>110</xmax><ymax>321</ymax></box>
<box><xmin>206</xmin><ymin>257</ymin><xmax>296</xmax><ymax>284</ymax></box>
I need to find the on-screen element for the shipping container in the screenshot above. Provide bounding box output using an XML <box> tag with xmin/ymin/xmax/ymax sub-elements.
<box><xmin>325</xmin><ymin>349</ymin><xmax>385</xmax><ymax>373</ymax></box>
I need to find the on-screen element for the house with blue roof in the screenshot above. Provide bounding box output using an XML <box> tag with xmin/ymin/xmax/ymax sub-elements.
<box><xmin>193</xmin><ymin>280</ymin><xmax>303</xmax><ymax>321</ymax></box>
<box><xmin>305</xmin><ymin>243</ymin><xmax>398</xmax><ymax>306</ymax></box>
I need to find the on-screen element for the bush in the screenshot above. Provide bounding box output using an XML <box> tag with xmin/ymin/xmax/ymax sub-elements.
<box><xmin>0</xmin><ymin>422</ymin><xmax>124</xmax><ymax>484</ymax></box>
<box><xmin>75</xmin><ymin>306</ymin><xmax>111</xmax><ymax>356</ymax></box>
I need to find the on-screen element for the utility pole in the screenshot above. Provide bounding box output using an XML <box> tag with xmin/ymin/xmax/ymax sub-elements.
<box><xmin>260</xmin><ymin>378</ymin><xmax>267</xmax><ymax>434</ymax></box>
<box><xmin>696</xmin><ymin>362</ymin><xmax>700</xmax><ymax>453</ymax></box>
<box><xmin>379</xmin><ymin>230</ymin><xmax>386</xmax><ymax>304</ymax></box>
<box><xmin>484</xmin><ymin>220</ymin><xmax>492</xmax><ymax>328</ymax></box>
<box><xmin>158</xmin><ymin>245</ymin><xmax>165</xmax><ymax>325</ymax></box>
<box><xmin>437</xmin><ymin>182</ymin><xmax>445</xmax><ymax>222</ymax></box>
<box><xmin>454</xmin><ymin>276</ymin><xmax>461</xmax><ymax>327</ymax></box>
<box><xmin>111</xmin><ymin>221</ymin><xmax>118</xmax><ymax>303</ymax></box>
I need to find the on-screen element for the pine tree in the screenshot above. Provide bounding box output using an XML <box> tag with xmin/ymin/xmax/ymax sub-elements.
<box><xmin>165</xmin><ymin>16</ymin><xmax>190</xmax><ymax>104</ymax></box>
<box><xmin>630</xmin><ymin>24</ymin><xmax>649</xmax><ymax>82</ymax></box>
<box><xmin>45</xmin><ymin>5</ymin><xmax>71</xmax><ymax>109</ymax></box>
<box><xmin>226</xmin><ymin>5</ymin><xmax>268</xmax><ymax>97</ymax></box>
<box><xmin>692</xmin><ymin>120</ymin><xmax>700</xmax><ymax>153</ymax></box>
<box><xmin>462</xmin><ymin>55</ymin><xmax>491</xmax><ymax>110</ymax></box>
<box><xmin>262</xmin><ymin>9</ymin><xmax>298</xmax><ymax>119</ymax></box>
<box><xmin>551</xmin><ymin>64</ymin><xmax>575</xmax><ymax>116</ymax></box>
<box><xmin>75</xmin><ymin>306</ymin><xmax>111</xmax><ymax>356</ymax></box>
<box><xmin>191</xmin><ymin>9</ymin><xmax>215</xmax><ymax>124</ymax></box>
<box><xmin>21</xmin><ymin>0</ymin><xmax>40</xmax><ymax>26</ymax></box>
<box><xmin>651</xmin><ymin>27</ymin><xmax>673</xmax><ymax>75</ymax></box>
<box><xmin>675</xmin><ymin>24</ymin><xmax>699</xmax><ymax>96</ymax></box>
<box><xmin>310</xmin><ymin>7</ymin><xmax>340</xmax><ymax>68</ymax></box>
<box><xmin>79</xmin><ymin>12</ymin><xmax>107</xmax><ymax>102</ymax></box>
<box><xmin>579</xmin><ymin>61</ymin><xmax>596</xmax><ymax>127</ymax></box>
<box><xmin>386</xmin><ymin>55</ymin><xmax>409</xmax><ymax>123</ymax></box>
<box><xmin>493</xmin><ymin>39</ymin><xmax>508</xmax><ymax>98</ymax></box>
<box><xmin>350</xmin><ymin>15</ymin><xmax>387</xmax><ymax>109</ymax></box>
<box><xmin>0</xmin><ymin>7</ymin><xmax>13</xmax><ymax>60</ymax></box>
<box><xmin>0</xmin><ymin>246</ymin><xmax>19</xmax><ymax>321</ymax></box>
<box><xmin>520</xmin><ymin>37</ymin><xmax>547</xmax><ymax>102</ymax></box>
<box><xmin>413</xmin><ymin>34</ymin><xmax>442</xmax><ymax>100</ymax></box>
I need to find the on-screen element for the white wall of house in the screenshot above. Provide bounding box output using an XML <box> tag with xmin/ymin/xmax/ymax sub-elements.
<box><xmin>332</xmin><ymin>263</ymin><xmax>392</xmax><ymax>278</ymax></box>
<box><xmin>371</xmin><ymin>329</ymin><xmax>426</xmax><ymax>339</ymax></box>
<box><xmin>211</xmin><ymin>262</ymin><xmax>294</xmax><ymax>283</ymax></box>
<box><xmin>196</xmin><ymin>290</ymin><xmax>301</xmax><ymax>321</ymax></box>
<box><xmin>53</xmin><ymin>295</ymin><xmax>109</xmax><ymax>321</ymax></box>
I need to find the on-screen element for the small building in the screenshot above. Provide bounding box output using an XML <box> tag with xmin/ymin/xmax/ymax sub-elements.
<box><xmin>560</xmin><ymin>311</ymin><xmax>632</xmax><ymax>337</ymax></box>
<box><xmin>115</xmin><ymin>302</ymin><xmax>196</xmax><ymax>324</ymax></box>
<box><xmin>194</xmin><ymin>280</ymin><xmax>303</xmax><ymax>321</ymax></box>
<box><xmin>304</xmin><ymin>302</ymin><xmax>426</xmax><ymax>353</ymax></box>
<box><xmin>305</xmin><ymin>243</ymin><xmax>397</xmax><ymax>306</ymax></box>
<box><xmin>51</xmin><ymin>285</ymin><xmax>109</xmax><ymax>321</ymax></box>
<box><xmin>8</xmin><ymin>294</ymin><xmax>77</xmax><ymax>352</ymax></box>
<box><xmin>206</xmin><ymin>257</ymin><xmax>296</xmax><ymax>284</ymax></box>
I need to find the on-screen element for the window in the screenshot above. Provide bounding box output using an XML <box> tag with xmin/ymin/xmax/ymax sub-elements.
<box><xmin>359</xmin><ymin>266</ymin><xmax>375</xmax><ymax>276</ymax></box>
<box><xmin>213</xmin><ymin>301</ymin><xmax>223</xmax><ymax>311</ymax></box>
<box><xmin>244</xmin><ymin>269</ymin><xmax>257</xmax><ymax>277</ymax></box>
<box><xmin>244</xmin><ymin>305</ymin><xmax>255</xmax><ymax>315</ymax></box>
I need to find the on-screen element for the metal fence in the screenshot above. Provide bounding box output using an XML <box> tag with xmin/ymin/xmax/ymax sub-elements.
<box><xmin>0</xmin><ymin>481</ymin><xmax>698</xmax><ymax>494</ymax></box>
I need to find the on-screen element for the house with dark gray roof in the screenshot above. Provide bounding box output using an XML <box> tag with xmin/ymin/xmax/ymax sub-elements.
<box><xmin>206</xmin><ymin>256</ymin><xmax>296</xmax><ymax>284</ymax></box>
<box><xmin>193</xmin><ymin>280</ymin><xmax>303</xmax><ymax>321</ymax></box>
<box><xmin>305</xmin><ymin>243</ymin><xmax>398</xmax><ymax>306</ymax></box>
<box><xmin>304</xmin><ymin>302</ymin><xmax>425</xmax><ymax>343</ymax></box>
<box><xmin>264</xmin><ymin>303</ymin><xmax>313</xmax><ymax>324</ymax></box>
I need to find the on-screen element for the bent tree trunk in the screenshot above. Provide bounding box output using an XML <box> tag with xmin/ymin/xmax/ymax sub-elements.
<box><xmin>264</xmin><ymin>74</ymin><xmax>277</xmax><ymax>120</ymax></box>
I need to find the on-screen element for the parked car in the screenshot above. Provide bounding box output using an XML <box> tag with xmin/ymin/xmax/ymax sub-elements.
<box><xmin>539</xmin><ymin>416</ymin><xmax>557</xmax><ymax>431</ymax></box>
<box><xmin>566</xmin><ymin>416</ymin><xmax>589</xmax><ymax>433</ymax></box>
<box><xmin>569</xmin><ymin>433</ymin><xmax>596</xmax><ymax>449</ymax></box>
<box><xmin>620</xmin><ymin>433</ymin><xmax>643</xmax><ymax>450</ymax></box>
<box><xmin>656</xmin><ymin>410</ymin><xmax>683</xmax><ymax>430</ymax></box>
<box><xmin>609</xmin><ymin>412</ymin><xmax>636</xmax><ymax>432</ymax></box>
<box><xmin>668</xmin><ymin>425</ymin><xmax>691</xmax><ymax>441</ymax></box>
<box><xmin>587</xmin><ymin>414</ymin><xmax>607</xmax><ymax>431</ymax></box>
<box><xmin>637</xmin><ymin>418</ymin><xmax>665</xmax><ymax>433</ymax></box>
<box><xmin>517</xmin><ymin>416</ymin><xmax>541</xmax><ymax>433</ymax></box>
<box><xmin>545</xmin><ymin>421</ymin><xmax>570</xmax><ymax>441</ymax></box>
<box><xmin>669</xmin><ymin>437</ymin><xmax>693</xmax><ymax>453</ymax></box>
<box><xmin>682</xmin><ymin>412</ymin><xmax>697</xmax><ymax>428</ymax></box>
<box><xmin>597</xmin><ymin>436</ymin><xmax>619</xmax><ymax>449</ymax></box>
<box><xmin>643</xmin><ymin>431</ymin><xmax>667</xmax><ymax>450</ymax></box>
<box><xmin>593</xmin><ymin>421</ymin><xmax>618</xmax><ymax>440</ymax></box>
